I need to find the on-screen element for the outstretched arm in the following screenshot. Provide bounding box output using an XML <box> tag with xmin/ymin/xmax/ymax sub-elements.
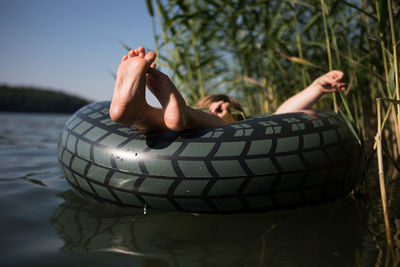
<box><xmin>274</xmin><ymin>70</ymin><xmax>346</xmax><ymax>114</ymax></box>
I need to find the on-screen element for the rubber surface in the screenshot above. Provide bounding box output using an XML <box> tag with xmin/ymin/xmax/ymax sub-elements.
<box><xmin>57</xmin><ymin>101</ymin><xmax>362</xmax><ymax>213</ymax></box>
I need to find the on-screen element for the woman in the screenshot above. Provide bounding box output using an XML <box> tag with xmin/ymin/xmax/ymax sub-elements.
<box><xmin>110</xmin><ymin>47</ymin><xmax>346</xmax><ymax>132</ymax></box>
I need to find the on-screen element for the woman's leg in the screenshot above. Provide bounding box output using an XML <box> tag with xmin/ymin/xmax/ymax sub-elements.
<box><xmin>146</xmin><ymin>67</ymin><xmax>228</xmax><ymax>131</ymax></box>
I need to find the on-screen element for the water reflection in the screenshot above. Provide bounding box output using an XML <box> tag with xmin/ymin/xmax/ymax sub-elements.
<box><xmin>50</xmin><ymin>190</ymin><xmax>367</xmax><ymax>267</ymax></box>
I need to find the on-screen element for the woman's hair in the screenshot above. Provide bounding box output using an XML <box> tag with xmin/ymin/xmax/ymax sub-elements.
<box><xmin>195</xmin><ymin>94</ymin><xmax>246</xmax><ymax>121</ymax></box>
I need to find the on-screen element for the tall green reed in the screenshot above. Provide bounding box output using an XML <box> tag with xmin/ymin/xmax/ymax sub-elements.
<box><xmin>147</xmin><ymin>0</ymin><xmax>398</xmax><ymax>158</ymax></box>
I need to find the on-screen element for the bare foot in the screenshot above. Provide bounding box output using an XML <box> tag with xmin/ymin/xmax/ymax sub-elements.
<box><xmin>146</xmin><ymin>68</ymin><xmax>189</xmax><ymax>131</ymax></box>
<box><xmin>109</xmin><ymin>47</ymin><xmax>156</xmax><ymax>129</ymax></box>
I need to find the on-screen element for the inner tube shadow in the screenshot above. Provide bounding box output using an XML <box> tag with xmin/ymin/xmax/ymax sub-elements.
<box><xmin>50</xmin><ymin>190</ymin><xmax>364</xmax><ymax>267</ymax></box>
<box><xmin>143</xmin><ymin>126</ymin><xmax>224</xmax><ymax>149</ymax></box>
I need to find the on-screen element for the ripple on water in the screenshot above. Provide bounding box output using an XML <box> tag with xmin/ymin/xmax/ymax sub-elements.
<box><xmin>0</xmin><ymin>112</ymin><xmax>398</xmax><ymax>266</ymax></box>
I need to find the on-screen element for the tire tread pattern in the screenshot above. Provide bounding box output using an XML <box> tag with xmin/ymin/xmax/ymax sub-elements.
<box><xmin>57</xmin><ymin>101</ymin><xmax>362</xmax><ymax>212</ymax></box>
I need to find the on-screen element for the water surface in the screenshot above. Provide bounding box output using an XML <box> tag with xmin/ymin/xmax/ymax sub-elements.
<box><xmin>0</xmin><ymin>112</ymin><xmax>398</xmax><ymax>266</ymax></box>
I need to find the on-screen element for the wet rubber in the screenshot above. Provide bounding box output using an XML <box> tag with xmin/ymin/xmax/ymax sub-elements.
<box><xmin>58</xmin><ymin>101</ymin><xmax>362</xmax><ymax>213</ymax></box>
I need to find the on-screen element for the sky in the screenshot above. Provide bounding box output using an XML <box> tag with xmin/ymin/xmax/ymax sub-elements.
<box><xmin>0</xmin><ymin>0</ymin><xmax>159</xmax><ymax>102</ymax></box>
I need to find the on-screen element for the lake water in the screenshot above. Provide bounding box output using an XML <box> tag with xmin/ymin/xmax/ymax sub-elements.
<box><xmin>0</xmin><ymin>112</ymin><xmax>399</xmax><ymax>267</ymax></box>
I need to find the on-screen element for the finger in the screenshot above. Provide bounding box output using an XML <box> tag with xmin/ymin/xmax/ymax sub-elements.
<box><xmin>337</xmin><ymin>82</ymin><xmax>346</xmax><ymax>87</ymax></box>
<box><xmin>322</xmin><ymin>77</ymin><xmax>337</xmax><ymax>86</ymax></box>
<box><xmin>209</xmin><ymin>102</ymin><xmax>218</xmax><ymax>113</ymax></box>
<box><xmin>332</xmin><ymin>82</ymin><xmax>346</xmax><ymax>92</ymax></box>
<box><xmin>338</xmin><ymin>83</ymin><xmax>346</xmax><ymax>91</ymax></box>
<box><xmin>222</xmin><ymin>102</ymin><xmax>231</xmax><ymax>116</ymax></box>
<box><xmin>210</xmin><ymin>101</ymin><xmax>224</xmax><ymax>114</ymax></box>
<box><xmin>221</xmin><ymin>102</ymin><xmax>230</xmax><ymax>109</ymax></box>
<box><xmin>329</xmin><ymin>70</ymin><xmax>344</xmax><ymax>81</ymax></box>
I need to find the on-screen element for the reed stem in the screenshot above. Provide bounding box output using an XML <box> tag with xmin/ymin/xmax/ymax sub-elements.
<box><xmin>388</xmin><ymin>0</ymin><xmax>399</xmax><ymax>109</ymax></box>
<box><xmin>376</xmin><ymin>98</ymin><xmax>393</xmax><ymax>248</ymax></box>
<box><xmin>375</xmin><ymin>1</ymin><xmax>390</xmax><ymax>96</ymax></box>
<box><xmin>320</xmin><ymin>0</ymin><xmax>337</xmax><ymax>113</ymax></box>
<box><xmin>387</xmin><ymin>0</ymin><xmax>400</xmax><ymax>158</ymax></box>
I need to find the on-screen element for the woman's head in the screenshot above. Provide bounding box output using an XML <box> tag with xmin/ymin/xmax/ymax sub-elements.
<box><xmin>195</xmin><ymin>94</ymin><xmax>245</xmax><ymax>122</ymax></box>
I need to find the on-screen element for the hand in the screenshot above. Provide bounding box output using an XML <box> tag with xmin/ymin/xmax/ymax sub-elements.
<box><xmin>314</xmin><ymin>70</ymin><xmax>346</xmax><ymax>93</ymax></box>
<box><xmin>209</xmin><ymin>101</ymin><xmax>237</xmax><ymax>123</ymax></box>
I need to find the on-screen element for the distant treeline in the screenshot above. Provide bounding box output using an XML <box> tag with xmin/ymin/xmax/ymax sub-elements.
<box><xmin>0</xmin><ymin>85</ymin><xmax>91</xmax><ymax>113</ymax></box>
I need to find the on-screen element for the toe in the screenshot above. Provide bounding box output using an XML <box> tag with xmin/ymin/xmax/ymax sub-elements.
<box><xmin>138</xmin><ymin>46</ymin><xmax>145</xmax><ymax>58</ymax></box>
<box><xmin>144</xmin><ymin>51</ymin><xmax>156</xmax><ymax>64</ymax></box>
<box><xmin>122</xmin><ymin>55</ymin><xmax>128</xmax><ymax>62</ymax></box>
<box><xmin>128</xmin><ymin>50</ymin><xmax>135</xmax><ymax>57</ymax></box>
